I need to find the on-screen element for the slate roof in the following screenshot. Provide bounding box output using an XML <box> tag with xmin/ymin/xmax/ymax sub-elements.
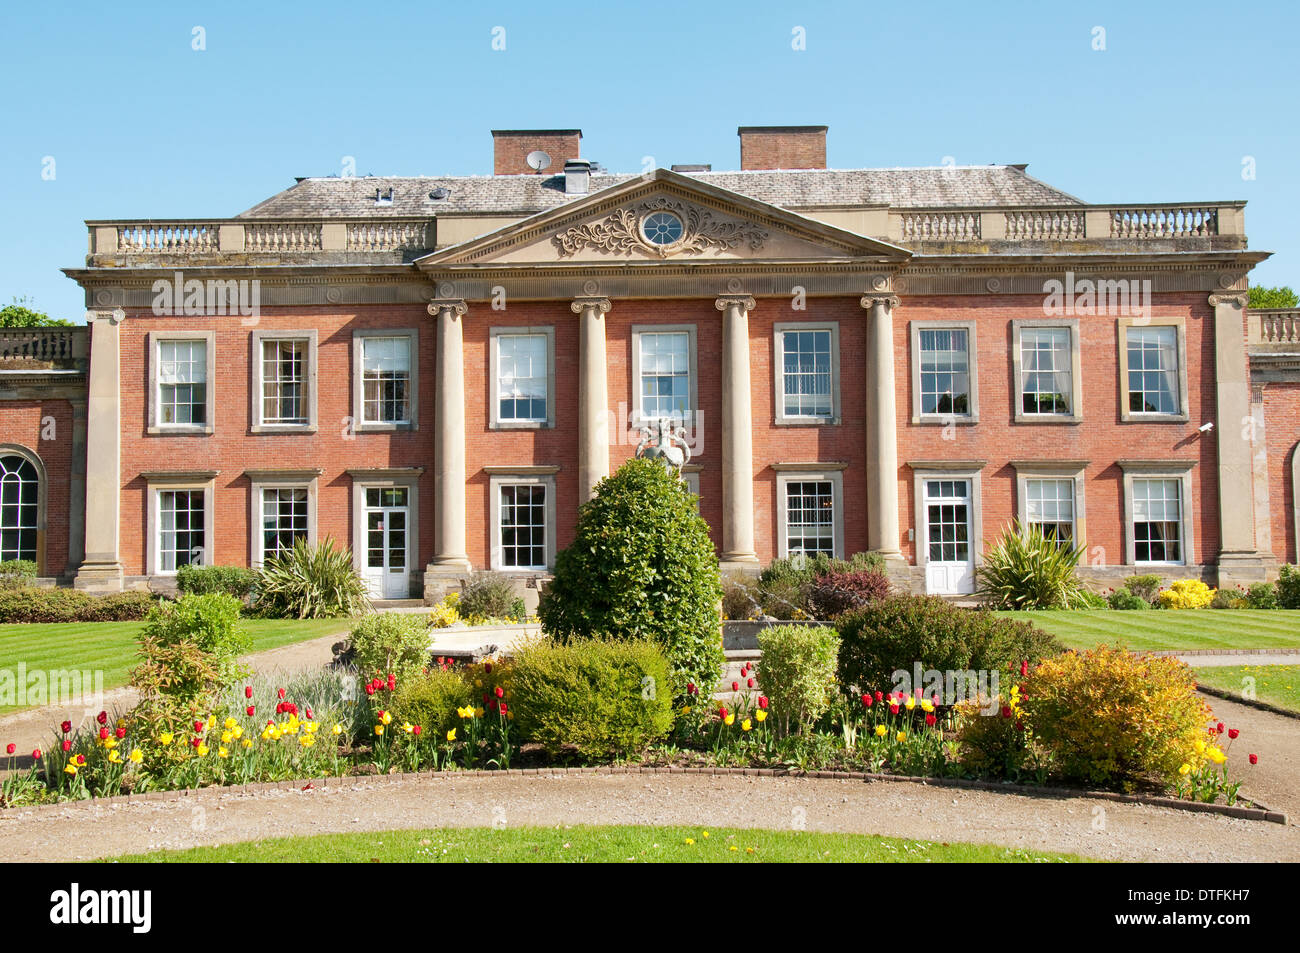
<box><xmin>238</xmin><ymin>166</ymin><xmax>1084</xmax><ymax>219</ymax></box>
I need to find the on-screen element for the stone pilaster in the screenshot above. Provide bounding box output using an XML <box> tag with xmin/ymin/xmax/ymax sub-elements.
<box><xmin>426</xmin><ymin>298</ymin><xmax>471</xmax><ymax>574</ymax></box>
<box><xmin>861</xmin><ymin>294</ymin><xmax>903</xmax><ymax>562</ymax></box>
<box><xmin>573</xmin><ymin>296</ymin><xmax>612</xmax><ymax>504</ymax></box>
<box><xmin>716</xmin><ymin>294</ymin><xmax>759</xmax><ymax>570</ymax></box>
<box><xmin>74</xmin><ymin>310</ymin><xmax>124</xmax><ymax>591</ymax></box>
<box><xmin>1209</xmin><ymin>291</ymin><xmax>1268</xmax><ymax>584</ymax></box>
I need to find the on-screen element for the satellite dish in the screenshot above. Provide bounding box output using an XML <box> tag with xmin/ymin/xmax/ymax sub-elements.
<box><xmin>526</xmin><ymin>150</ymin><xmax>552</xmax><ymax>172</ymax></box>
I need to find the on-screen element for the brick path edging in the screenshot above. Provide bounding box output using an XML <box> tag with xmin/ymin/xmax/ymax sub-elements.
<box><xmin>4</xmin><ymin>764</ymin><xmax>1286</xmax><ymax>826</ymax></box>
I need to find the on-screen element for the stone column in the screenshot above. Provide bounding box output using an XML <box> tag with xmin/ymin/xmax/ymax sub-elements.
<box><xmin>74</xmin><ymin>310</ymin><xmax>124</xmax><ymax>591</ymax></box>
<box><xmin>861</xmin><ymin>294</ymin><xmax>903</xmax><ymax>561</ymax></box>
<box><xmin>716</xmin><ymin>294</ymin><xmax>759</xmax><ymax>569</ymax></box>
<box><xmin>1209</xmin><ymin>291</ymin><xmax>1267</xmax><ymax>584</ymax></box>
<box><xmin>573</xmin><ymin>296</ymin><xmax>612</xmax><ymax>504</ymax></box>
<box><xmin>427</xmin><ymin>298</ymin><xmax>471</xmax><ymax>573</ymax></box>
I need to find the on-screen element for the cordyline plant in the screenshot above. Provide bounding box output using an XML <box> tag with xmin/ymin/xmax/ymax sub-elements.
<box><xmin>977</xmin><ymin>522</ymin><xmax>1090</xmax><ymax>610</ymax></box>
<box><xmin>253</xmin><ymin>536</ymin><xmax>371</xmax><ymax>619</ymax></box>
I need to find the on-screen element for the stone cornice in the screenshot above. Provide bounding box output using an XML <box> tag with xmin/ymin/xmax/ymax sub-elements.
<box><xmin>481</xmin><ymin>465</ymin><xmax>562</xmax><ymax>475</ymax></box>
<box><xmin>1116</xmin><ymin>459</ymin><xmax>1200</xmax><ymax>472</ymax></box>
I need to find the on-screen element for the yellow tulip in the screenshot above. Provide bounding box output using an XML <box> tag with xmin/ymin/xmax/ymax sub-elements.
<box><xmin>875</xmin><ymin>725</ymin><xmax>887</xmax><ymax>737</ymax></box>
<box><xmin>300</xmin><ymin>735</ymin><xmax>315</xmax><ymax>748</ymax></box>
<box><xmin>755</xmin><ymin>710</ymin><xmax>767</xmax><ymax>723</ymax></box>
<box><xmin>197</xmin><ymin>744</ymin><xmax>209</xmax><ymax>756</ymax></box>
<box><xmin>374</xmin><ymin>725</ymin><xmax>384</xmax><ymax>737</ymax></box>
<box><xmin>402</xmin><ymin>723</ymin><xmax>415</xmax><ymax>734</ymax></box>
<box><xmin>242</xmin><ymin>739</ymin><xmax>253</xmax><ymax>749</ymax></box>
<box><xmin>129</xmin><ymin>748</ymin><xmax>143</xmax><ymax>764</ymax></box>
<box><xmin>159</xmin><ymin>732</ymin><xmax>173</xmax><ymax>746</ymax></box>
<box><xmin>332</xmin><ymin>723</ymin><xmax>343</xmax><ymax>735</ymax></box>
<box><xmin>741</xmin><ymin>719</ymin><xmax>752</xmax><ymax>732</ymax></box>
<box><xmin>474</xmin><ymin>707</ymin><xmax>485</xmax><ymax>719</ymax></box>
<box><xmin>921</xmin><ymin>699</ymin><xmax>934</xmax><ymax>713</ymax></box>
<box><xmin>64</xmin><ymin>764</ymin><xmax>77</xmax><ymax>776</ymax></box>
<box><xmin>904</xmin><ymin>696</ymin><xmax>916</xmax><ymax>710</ymax></box>
<box><xmin>896</xmin><ymin>731</ymin><xmax>906</xmax><ymax>743</ymax></box>
<box><xmin>724</xmin><ymin>714</ymin><xmax>735</xmax><ymax>726</ymax></box>
<box><xmin>224</xmin><ymin>717</ymin><xmax>237</xmax><ymax>731</ymax></box>
<box><xmin>218</xmin><ymin>747</ymin><xmax>229</xmax><ymax>758</ymax></box>
<box><xmin>206</xmin><ymin>715</ymin><xmax>216</xmax><ymax>730</ymax></box>
<box><xmin>684</xmin><ymin>838</ymin><xmax>694</xmax><ymax>845</ymax></box>
<box><xmin>233</xmin><ymin>726</ymin><xmax>243</xmax><ymax>740</ymax></box>
<box><xmin>221</xmin><ymin>731</ymin><xmax>233</xmax><ymax>745</ymax></box>
<box><xmin>1179</xmin><ymin>763</ymin><xmax>1192</xmax><ymax>775</ymax></box>
<box><xmin>446</xmin><ymin>729</ymin><xmax>457</xmax><ymax>742</ymax></box>
<box><xmin>380</xmin><ymin>711</ymin><xmax>393</xmax><ymax>726</ymax></box>
<box><xmin>108</xmin><ymin>751</ymin><xmax>123</xmax><ymax>764</ymax></box>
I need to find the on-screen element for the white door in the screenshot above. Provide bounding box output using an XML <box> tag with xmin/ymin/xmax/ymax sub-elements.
<box><xmin>923</xmin><ymin>479</ymin><xmax>974</xmax><ymax>595</ymax></box>
<box><xmin>363</xmin><ymin>487</ymin><xmax>410</xmax><ymax>599</ymax></box>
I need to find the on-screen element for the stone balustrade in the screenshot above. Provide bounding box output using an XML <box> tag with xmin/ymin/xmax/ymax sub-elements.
<box><xmin>1249</xmin><ymin>308</ymin><xmax>1300</xmax><ymax>348</ymax></box>
<box><xmin>0</xmin><ymin>327</ymin><xmax>89</xmax><ymax>369</ymax></box>
<box><xmin>88</xmin><ymin>218</ymin><xmax>436</xmax><ymax>262</ymax></box>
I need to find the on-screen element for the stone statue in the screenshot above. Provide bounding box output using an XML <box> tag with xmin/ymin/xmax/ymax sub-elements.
<box><xmin>635</xmin><ymin>417</ymin><xmax>692</xmax><ymax>473</ymax></box>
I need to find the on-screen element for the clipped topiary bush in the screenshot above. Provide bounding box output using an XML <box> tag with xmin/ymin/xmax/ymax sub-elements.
<box><xmin>347</xmin><ymin>612</ymin><xmax>431</xmax><ymax>682</ymax></box>
<box><xmin>807</xmin><ymin>568</ymin><xmax>891</xmax><ymax>620</ymax></box>
<box><xmin>0</xmin><ymin>587</ymin><xmax>157</xmax><ymax>623</ymax></box>
<box><xmin>538</xmin><ymin>458</ymin><xmax>723</xmax><ymax>695</ymax></box>
<box><xmin>1021</xmin><ymin>645</ymin><xmax>1210</xmax><ymax>790</ymax></box>
<box><xmin>1107</xmin><ymin>587</ymin><xmax>1149</xmax><ymax>610</ymax></box>
<box><xmin>836</xmin><ymin>595</ymin><xmax>1062</xmax><ymax>696</ymax></box>
<box><xmin>756</xmin><ymin>623</ymin><xmax>840</xmax><ymax>735</ymax></box>
<box><xmin>1157</xmin><ymin>579</ymin><xmax>1216</xmax><ymax>610</ymax></box>
<box><xmin>1122</xmin><ymin>574</ymin><xmax>1163</xmax><ymax>605</ymax></box>
<box><xmin>507</xmin><ymin>638</ymin><xmax>675</xmax><ymax>760</ymax></box>
<box><xmin>176</xmin><ymin>564</ymin><xmax>260</xmax><ymax>601</ymax></box>
<box><xmin>977</xmin><ymin>523</ymin><xmax>1088</xmax><ymax>610</ymax></box>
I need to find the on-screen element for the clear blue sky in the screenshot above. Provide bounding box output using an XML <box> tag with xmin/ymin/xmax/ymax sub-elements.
<box><xmin>2</xmin><ymin>0</ymin><xmax>1296</xmax><ymax>319</ymax></box>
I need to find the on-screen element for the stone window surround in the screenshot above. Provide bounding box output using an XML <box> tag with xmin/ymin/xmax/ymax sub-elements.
<box><xmin>1010</xmin><ymin>318</ymin><xmax>1084</xmax><ymax>424</ymax></box>
<box><xmin>1119</xmin><ymin>459</ymin><xmax>1197</xmax><ymax>567</ymax></box>
<box><xmin>1012</xmin><ymin>460</ymin><xmax>1089</xmax><ymax>545</ymax></box>
<box><xmin>488</xmin><ymin>326</ymin><xmax>557</xmax><ymax>430</ymax></box>
<box><xmin>485</xmin><ymin>466</ymin><xmax>559</xmax><ymax>573</ymax></box>
<box><xmin>909</xmin><ymin>319</ymin><xmax>980</xmax><ymax>425</ymax></box>
<box><xmin>143</xmin><ymin>470</ymin><xmax>217</xmax><ymax>575</ymax></box>
<box><xmin>772</xmin><ymin>321</ymin><xmax>842</xmax><ymax>426</ymax></box>
<box><xmin>773</xmin><ymin>464</ymin><xmax>846</xmax><ymax>560</ymax></box>
<box><xmin>630</xmin><ymin>324</ymin><xmax>699</xmax><ymax>427</ymax></box>
<box><xmin>250</xmin><ymin>330</ymin><xmax>319</xmax><ymax>433</ymax></box>
<box><xmin>1117</xmin><ymin>316</ymin><xmax>1190</xmax><ymax>423</ymax></box>
<box><xmin>347</xmin><ymin>467</ymin><xmax>423</xmax><ymax>581</ymax></box>
<box><xmin>1292</xmin><ymin>443</ymin><xmax>1300</xmax><ymax>565</ymax></box>
<box><xmin>147</xmin><ymin>330</ymin><xmax>216</xmax><ymax>436</ymax></box>
<box><xmin>351</xmin><ymin>328</ymin><xmax>420</xmax><ymax>432</ymax></box>
<box><xmin>0</xmin><ymin>443</ymin><xmax>48</xmax><ymax>574</ymax></box>
<box><xmin>246</xmin><ymin>468</ymin><xmax>321</xmax><ymax>567</ymax></box>
<box><xmin>909</xmin><ymin>461</ymin><xmax>986</xmax><ymax>572</ymax></box>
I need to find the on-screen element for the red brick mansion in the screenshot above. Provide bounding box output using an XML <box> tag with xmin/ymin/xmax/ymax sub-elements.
<box><xmin>4</xmin><ymin>125</ymin><xmax>1298</xmax><ymax>600</ymax></box>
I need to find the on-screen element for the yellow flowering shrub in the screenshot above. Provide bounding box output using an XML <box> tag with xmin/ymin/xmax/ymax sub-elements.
<box><xmin>1020</xmin><ymin>645</ymin><xmax>1210</xmax><ymax>790</ymax></box>
<box><xmin>428</xmin><ymin>596</ymin><xmax>460</xmax><ymax>629</ymax></box>
<box><xmin>1157</xmin><ymin>579</ymin><xmax>1216</xmax><ymax>610</ymax></box>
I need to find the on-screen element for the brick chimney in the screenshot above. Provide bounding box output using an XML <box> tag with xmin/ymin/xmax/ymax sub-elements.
<box><xmin>737</xmin><ymin>125</ymin><xmax>827</xmax><ymax>170</ymax></box>
<box><xmin>492</xmin><ymin>129</ymin><xmax>582</xmax><ymax>175</ymax></box>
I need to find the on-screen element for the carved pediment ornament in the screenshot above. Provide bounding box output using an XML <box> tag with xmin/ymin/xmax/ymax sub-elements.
<box><xmin>552</xmin><ymin>196</ymin><xmax>769</xmax><ymax>259</ymax></box>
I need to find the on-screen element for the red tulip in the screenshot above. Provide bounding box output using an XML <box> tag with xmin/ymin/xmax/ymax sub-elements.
<box><xmin>925</xmin><ymin>714</ymin><xmax>937</xmax><ymax>727</ymax></box>
<box><xmin>874</xmin><ymin>691</ymin><xmax>884</xmax><ymax>702</ymax></box>
<box><xmin>31</xmin><ymin>749</ymin><xmax>41</xmax><ymax>760</ymax></box>
<box><xmin>1249</xmin><ymin>754</ymin><xmax>1259</xmax><ymax>765</ymax></box>
<box><xmin>499</xmin><ymin>702</ymin><xmax>508</xmax><ymax>714</ymax></box>
<box><xmin>98</xmin><ymin>728</ymin><xmax>109</xmax><ymax>741</ymax></box>
<box><xmin>365</xmin><ymin>684</ymin><xmax>376</xmax><ymax>696</ymax></box>
<box><xmin>61</xmin><ymin>720</ymin><xmax>72</xmax><ymax>734</ymax></box>
<box><xmin>246</xmin><ymin>706</ymin><xmax>255</xmax><ymax>717</ymax></box>
<box><xmin>1001</xmin><ymin>706</ymin><xmax>1012</xmax><ymax>719</ymax></box>
<box><xmin>747</xmin><ymin>678</ymin><xmax>755</xmax><ymax>689</ymax></box>
<box><xmin>687</xmin><ymin>682</ymin><xmax>697</xmax><ymax>696</ymax></box>
<box><xmin>1228</xmin><ymin>728</ymin><xmax>1239</xmax><ymax>740</ymax></box>
<box><xmin>889</xmin><ymin>704</ymin><xmax>900</xmax><ymax>715</ymax></box>
<box><xmin>74</xmin><ymin>754</ymin><xmax>85</xmax><ymax>765</ymax></box>
<box><xmin>4</xmin><ymin>743</ymin><xmax>13</xmax><ymax>755</ymax></box>
<box><xmin>489</xmin><ymin>701</ymin><xmax>498</xmax><ymax>714</ymax></box>
<box><xmin>413</xmin><ymin>725</ymin><xmax>422</xmax><ymax>736</ymax></box>
<box><xmin>193</xmin><ymin>721</ymin><xmax>204</xmax><ymax>734</ymax></box>
<box><xmin>1216</xmin><ymin>722</ymin><xmax>1225</xmax><ymax>734</ymax></box>
<box><xmin>277</xmin><ymin>688</ymin><xmax>287</xmax><ymax>700</ymax></box>
<box><xmin>731</xmin><ymin>681</ymin><xmax>739</xmax><ymax>692</ymax></box>
<box><xmin>191</xmin><ymin>738</ymin><xmax>201</xmax><ymax>748</ymax></box>
<box><xmin>245</xmin><ymin>686</ymin><xmax>253</xmax><ymax>699</ymax></box>
<box><xmin>494</xmin><ymin>686</ymin><xmax>504</xmax><ymax>699</ymax></box>
<box><xmin>482</xmin><ymin>693</ymin><xmax>489</xmax><ymax>704</ymax></box>
<box><xmin>861</xmin><ymin>694</ymin><xmax>872</xmax><ymax>707</ymax></box>
<box><xmin>387</xmin><ymin>674</ymin><xmax>396</xmax><ymax>692</ymax></box>
<box><xmin>115</xmin><ymin>726</ymin><xmax>126</xmax><ymax>739</ymax></box>
<box><xmin>96</xmin><ymin>711</ymin><xmax>107</xmax><ymax>725</ymax></box>
<box><xmin>61</xmin><ymin>740</ymin><xmax>71</xmax><ymax>752</ymax></box>
<box><xmin>484</xmin><ymin>662</ymin><xmax>493</xmax><ymax>674</ymax></box>
<box><xmin>275</xmin><ymin>703</ymin><xmax>285</xmax><ymax>715</ymax></box>
<box><xmin>305</xmin><ymin>707</ymin><xmax>313</xmax><ymax>720</ymax></box>
<box><xmin>758</xmin><ymin>696</ymin><xmax>769</xmax><ymax>710</ymax></box>
<box><xmin>1020</xmin><ymin>660</ymin><xmax>1029</xmax><ymax>677</ymax></box>
<box><xmin>718</xmin><ymin>706</ymin><xmax>728</xmax><ymax>719</ymax></box>
<box><xmin>1015</xmin><ymin>720</ymin><xmax>1025</xmax><ymax>732</ymax></box>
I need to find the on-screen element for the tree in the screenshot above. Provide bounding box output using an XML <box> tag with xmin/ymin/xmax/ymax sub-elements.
<box><xmin>1248</xmin><ymin>285</ymin><xmax>1299</xmax><ymax>309</ymax></box>
<box><xmin>0</xmin><ymin>298</ymin><xmax>74</xmax><ymax>328</ymax></box>
<box><xmin>538</xmin><ymin>457</ymin><xmax>724</xmax><ymax>698</ymax></box>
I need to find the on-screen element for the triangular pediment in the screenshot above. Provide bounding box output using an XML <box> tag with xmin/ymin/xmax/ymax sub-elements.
<box><xmin>415</xmin><ymin>169</ymin><xmax>910</xmax><ymax>269</ymax></box>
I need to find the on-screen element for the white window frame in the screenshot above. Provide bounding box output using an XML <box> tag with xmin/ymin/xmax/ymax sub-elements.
<box><xmin>251</xmin><ymin>330</ymin><xmax>318</xmax><ymax>432</ymax></box>
<box><xmin>351</xmin><ymin>329</ymin><xmax>419</xmax><ymax>432</ymax></box>
<box><xmin>774</xmin><ymin>467</ymin><xmax>845</xmax><ymax>560</ymax></box>
<box><xmin>346</xmin><ymin>467</ymin><xmax>423</xmax><ymax>581</ymax></box>
<box><xmin>909</xmin><ymin>461</ymin><xmax>986</xmax><ymax>573</ymax></box>
<box><xmin>1013</xmin><ymin>461</ymin><xmax>1088</xmax><ymax>549</ymax></box>
<box><xmin>489</xmin><ymin>327</ymin><xmax>556</xmax><ymax>429</ymax></box>
<box><xmin>246</xmin><ymin>469</ymin><xmax>320</xmax><ymax>567</ymax></box>
<box><xmin>1121</xmin><ymin>461</ymin><xmax>1196</xmax><ymax>566</ymax></box>
<box><xmin>144</xmin><ymin>472</ymin><xmax>216</xmax><ymax>575</ymax></box>
<box><xmin>910</xmin><ymin>320</ymin><xmax>979</xmax><ymax>425</ymax></box>
<box><xmin>631</xmin><ymin>325</ymin><xmax>698</xmax><ymax>426</ymax></box>
<box><xmin>0</xmin><ymin>444</ymin><xmax>47</xmax><ymax>572</ymax></box>
<box><xmin>486</xmin><ymin>468</ymin><xmax>558</xmax><ymax>573</ymax></box>
<box><xmin>148</xmin><ymin>330</ymin><xmax>216</xmax><ymax>435</ymax></box>
<box><xmin>773</xmin><ymin>322</ymin><xmax>841</xmax><ymax>425</ymax></box>
<box><xmin>1118</xmin><ymin>317</ymin><xmax>1190</xmax><ymax>423</ymax></box>
<box><xmin>1011</xmin><ymin>319</ymin><xmax>1083</xmax><ymax>423</ymax></box>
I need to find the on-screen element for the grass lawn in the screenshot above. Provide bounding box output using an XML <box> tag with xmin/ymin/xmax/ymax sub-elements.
<box><xmin>996</xmin><ymin>609</ymin><xmax>1300</xmax><ymax>652</ymax></box>
<box><xmin>1194</xmin><ymin>664</ymin><xmax>1300</xmax><ymax>713</ymax></box>
<box><xmin>110</xmin><ymin>825</ymin><xmax>1092</xmax><ymax>863</ymax></box>
<box><xmin>0</xmin><ymin>617</ymin><xmax>354</xmax><ymax>715</ymax></box>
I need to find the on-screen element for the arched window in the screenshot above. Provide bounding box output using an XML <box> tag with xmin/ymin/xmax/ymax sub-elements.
<box><xmin>0</xmin><ymin>454</ymin><xmax>39</xmax><ymax>563</ymax></box>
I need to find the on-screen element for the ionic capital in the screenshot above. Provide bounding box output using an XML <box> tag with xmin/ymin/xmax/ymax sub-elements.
<box><xmin>1208</xmin><ymin>292</ymin><xmax>1248</xmax><ymax>310</ymax></box>
<box><xmin>427</xmin><ymin>298</ymin><xmax>468</xmax><ymax>317</ymax></box>
<box><xmin>570</xmin><ymin>296</ymin><xmax>612</xmax><ymax>315</ymax></box>
<box><xmin>714</xmin><ymin>294</ymin><xmax>756</xmax><ymax>313</ymax></box>
<box><xmin>860</xmin><ymin>294</ymin><xmax>900</xmax><ymax>311</ymax></box>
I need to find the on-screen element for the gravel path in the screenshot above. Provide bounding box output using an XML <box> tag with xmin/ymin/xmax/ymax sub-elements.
<box><xmin>1194</xmin><ymin>692</ymin><xmax>1299</xmax><ymax>819</ymax></box>
<box><xmin>1</xmin><ymin>773</ymin><xmax>1296</xmax><ymax>863</ymax></box>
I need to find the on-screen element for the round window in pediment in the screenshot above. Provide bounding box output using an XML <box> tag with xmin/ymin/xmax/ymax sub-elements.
<box><xmin>642</xmin><ymin>210</ymin><xmax>684</xmax><ymax>246</ymax></box>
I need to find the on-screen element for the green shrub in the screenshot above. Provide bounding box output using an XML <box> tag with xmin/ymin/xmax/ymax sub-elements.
<box><xmin>721</xmin><ymin>574</ymin><xmax>761</xmax><ymax>620</ymax></box>
<box><xmin>1276</xmin><ymin>565</ymin><xmax>1300</xmax><ymax>609</ymax></box>
<box><xmin>0</xmin><ymin>587</ymin><xmax>157</xmax><ymax>623</ymax></box>
<box><xmin>347</xmin><ymin>612</ymin><xmax>430</xmax><ymax>682</ymax></box>
<box><xmin>129</xmin><ymin>593</ymin><xmax>251</xmax><ymax>735</ymax></box>
<box><xmin>836</xmin><ymin>596</ymin><xmax>1062</xmax><ymax>696</ymax></box>
<box><xmin>756</xmin><ymin>624</ymin><xmax>840</xmax><ymax>735</ymax></box>
<box><xmin>977</xmin><ymin>523</ymin><xmax>1088</xmax><ymax>609</ymax></box>
<box><xmin>1210</xmin><ymin>588</ymin><xmax>1244</xmax><ymax>609</ymax></box>
<box><xmin>538</xmin><ymin>458</ymin><xmax>723</xmax><ymax>695</ymax></box>
<box><xmin>807</xmin><ymin>569</ymin><xmax>891</xmax><ymax>620</ymax></box>
<box><xmin>756</xmin><ymin>552</ymin><xmax>885</xmax><ymax>619</ymax></box>
<box><xmin>458</xmin><ymin>573</ymin><xmax>526</xmax><ymax>622</ymax></box>
<box><xmin>0</xmin><ymin>559</ymin><xmax>38</xmax><ymax>589</ymax></box>
<box><xmin>508</xmin><ymin>638</ymin><xmax>675</xmax><ymax>760</ymax></box>
<box><xmin>253</xmin><ymin>537</ymin><xmax>370</xmax><ymax>619</ymax></box>
<box><xmin>1107</xmin><ymin>587</ymin><xmax>1149</xmax><ymax>610</ymax></box>
<box><xmin>1122</xmin><ymin>574</ymin><xmax>1162</xmax><ymax>605</ymax></box>
<box><xmin>954</xmin><ymin>695</ymin><xmax>1034</xmax><ymax>780</ymax></box>
<box><xmin>176</xmin><ymin>564</ymin><xmax>259</xmax><ymax>600</ymax></box>
<box><xmin>1021</xmin><ymin>645</ymin><xmax>1210</xmax><ymax>790</ymax></box>
<box><xmin>1076</xmin><ymin>589</ymin><xmax>1109</xmax><ymax>609</ymax></box>
<box><xmin>391</xmin><ymin>665</ymin><xmax>472</xmax><ymax>739</ymax></box>
<box><xmin>1244</xmin><ymin>582</ymin><xmax>1278</xmax><ymax>610</ymax></box>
